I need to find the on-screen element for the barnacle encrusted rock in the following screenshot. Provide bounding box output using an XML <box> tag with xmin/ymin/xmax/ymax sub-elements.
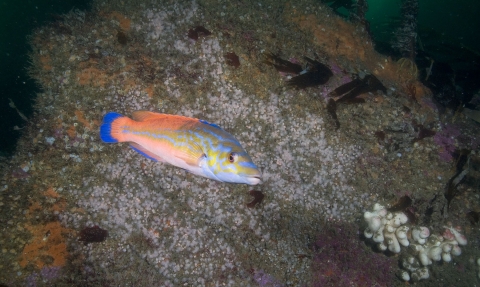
<box><xmin>1</xmin><ymin>0</ymin><xmax>477</xmax><ymax>285</ymax></box>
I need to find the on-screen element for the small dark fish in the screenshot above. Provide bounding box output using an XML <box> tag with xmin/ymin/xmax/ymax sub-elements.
<box><xmin>263</xmin><ymin>52</ymin><xmax>303</xmax><ymax>74</ymax></box>
<box><xmin>329</xmin><ymin>74</ymin><xmax>386</xmax><ymax>102</ymax></box>
<box><xmin>287</xmin><ymin>57</ymin><xmax>333</xmax><ymax>89</ymax></box>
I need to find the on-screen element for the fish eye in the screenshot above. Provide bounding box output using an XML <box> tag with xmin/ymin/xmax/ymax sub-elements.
<box><xmin>228</xmin><ymin>152</ymin><xmax>238</xmax><ymax>163</ymax></box>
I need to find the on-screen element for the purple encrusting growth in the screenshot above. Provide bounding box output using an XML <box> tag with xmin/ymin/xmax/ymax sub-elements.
<box><xmin>25</xmin><ymin>272</ymin><xmax>38</xmax><ymax>287</ymax></box>
<box><xmin>433</xmin><ymin>124</ymin><xmax>460</xmax><ymax>162</ymax></box>
<box><xmin>24</xmin><ymin>266</ymin><xmax>61</xmax><ymax>287</ymax></box>
<box><xmin>329</xmin><ymin>62</ymin><xmax>342</xmax><ymax>75</ymax></box>
<box><xmin>40</xmin><ymin>266</ymin><xmax>62</xmax><ymax>281</ymax></box>
<box><xmin>329</xmin><ymin>62</ymin><xmax>351</xmax><ymax>84</ymax></box>
<box><xmin>253</xmin><ymin>270</ymin><xmax>284</xmax><ymax>287</ymax></box>
<box><xmin>312</xmin><ymin>223</ymin><xmax>395</xmax><ymax>287</ymax></box>
<box><xmin>317</xmin><ymin>62</ymin><xmax>352</xmax><ymax>101</ymax></box>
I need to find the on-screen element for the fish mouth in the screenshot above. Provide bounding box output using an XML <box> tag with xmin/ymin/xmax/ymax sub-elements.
<box><xmin>247</xmin><ymin>175</ymin><xmax>262</xmax><ymax>185</ymax></box>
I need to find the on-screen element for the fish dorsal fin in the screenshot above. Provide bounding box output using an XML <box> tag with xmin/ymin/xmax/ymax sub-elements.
<box><xmin>199</xmin><ymin>119</ymin><xmax>222</xmax><ymax>130</ymax></box>
<box><xmin>173</xmin><ymin>141</ymin><xmax>206</xmax><ymax>167</ymax></box>
<box><xmin>131</xmin><ymin>111</ymin><xmax>164</xmax><ymax>122</ymax></box>
<box><xmin>130</xmin><ymin>143</ymin><xmax>165</xmax><ymax>162</ymax></box>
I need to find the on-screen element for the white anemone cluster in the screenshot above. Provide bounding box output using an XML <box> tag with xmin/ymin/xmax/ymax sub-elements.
<box><xmin>363</xmin><ymin>203</ymin><xmax>468</xmax><ymax>282</ymax></box>
<box><xmin>363</xmin><ymin>203</ymin><xmax>409</xmax><ymax>253</ymax></box>
<box><xmin>410</xmin><ymin>226</ymin><xmax>466</xmax><ymax>266</ymax></box>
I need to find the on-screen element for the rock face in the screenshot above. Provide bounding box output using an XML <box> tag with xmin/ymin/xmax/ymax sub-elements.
<box><xmin>1</xmin><ymin>0</ymin><xmax>478</xmax><ymax>286</ymax></box>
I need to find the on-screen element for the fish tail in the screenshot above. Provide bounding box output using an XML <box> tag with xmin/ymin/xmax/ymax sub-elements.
<box><xmin>100</xmin><ymin>112</ymin><xmax>130</xmax><ymax>143</ymax></box>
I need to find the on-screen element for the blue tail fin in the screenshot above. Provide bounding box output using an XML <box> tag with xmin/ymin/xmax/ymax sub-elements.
<box><xmin>100</xmin><ymin>112</ymin><xmax>124</xmax><ymax>143</ymax></box>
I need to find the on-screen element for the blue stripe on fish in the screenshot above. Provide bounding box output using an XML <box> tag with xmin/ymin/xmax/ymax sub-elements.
<box><xmin>100</xmin><ymin>112</ymin><xmax>124</xmax><ymax>143</ymax></box>
<box><xmin>127</xmin><ymin>130</ymin><xmax>177</xmax><ymax>145</ymax></box>
<box><xmin>130</xmin><ymin>145</ymin><xmax>158</xmax><ymax>162</ymax></box>
<box><xmin>238</xmin><ymin>161</ymin><xmax>258</xmax><ymax>169</ymax></box>
<box><xmin>199</xmin><ymin>119</ymin><xmax>222</xmax><ymax>130</ymax></box>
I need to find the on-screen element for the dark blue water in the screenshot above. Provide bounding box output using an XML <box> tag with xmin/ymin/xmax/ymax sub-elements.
<box><xmin>0</xmin><ymin>0</ymin><xmax>92</xmax><ymax>156</ymax></box>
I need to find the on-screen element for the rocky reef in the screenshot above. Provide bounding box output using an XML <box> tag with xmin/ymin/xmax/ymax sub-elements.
<box><xmin>1</xmin><ymin>0</ymin><xmax>479</xmax><ymax>286</ymax></box>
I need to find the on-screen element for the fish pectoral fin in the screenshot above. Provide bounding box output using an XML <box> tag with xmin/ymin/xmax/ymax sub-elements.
<box><xmin>130</xmin><ymin>143</ymin><xmax>165</xmax><ymax>162</ymax></box>
<box><xmin>173</xmin><ymin>143</ymin><xmax>206</xmax><ymax>167</ymax></box>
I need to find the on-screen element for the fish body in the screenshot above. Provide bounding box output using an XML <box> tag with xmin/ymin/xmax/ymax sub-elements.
<box><xmin>100</xmin><ymin>111</ymin><xmax>262</xmax><ymax>185</ymax></box>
